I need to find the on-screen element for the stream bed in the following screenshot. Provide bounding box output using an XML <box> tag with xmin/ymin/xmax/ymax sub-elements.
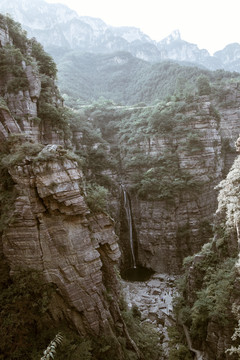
<box><xmin>121</xmin><ymin>273</ymin><xmax>178</xmax><ymax>356</ymax></box>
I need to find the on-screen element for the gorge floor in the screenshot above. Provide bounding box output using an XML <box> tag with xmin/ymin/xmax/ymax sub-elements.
<box><xmin>121</xmin><ymin>273</ymin><xmax>178</xmax><ymax>357</ymax></box>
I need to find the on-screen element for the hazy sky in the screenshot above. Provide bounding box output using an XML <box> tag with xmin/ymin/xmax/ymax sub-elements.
<box><xmin>46</xmin><ymin>0</ymin><xmax>239</xmax><ymax>55</ymax></box>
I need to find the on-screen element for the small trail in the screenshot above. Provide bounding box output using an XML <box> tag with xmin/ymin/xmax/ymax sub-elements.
<box><xmin>77</xmin><ymin>104</ymin><xmax>156</xmax><ymax>110</ymax></box>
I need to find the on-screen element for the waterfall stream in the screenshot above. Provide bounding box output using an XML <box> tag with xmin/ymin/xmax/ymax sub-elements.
<box><xmin>122</xmin><ymin>186</ymin><xmax>137</xmax><ymax>268</ymax></box>
<box><xmin>120</xmin><ymin>185</ymin><xmax>153</xmax><ymax>281</ymax></box>
<box><xmin>182</xmin><ymin>324</ymin><xmax>204</xmax><ymax>360</ymax></box>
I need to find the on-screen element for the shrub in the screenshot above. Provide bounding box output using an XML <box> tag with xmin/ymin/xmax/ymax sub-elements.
<box><xmin>5</xmin><ymin>15</ymin><xmax>28</xmax><ymax>51</ymax></box>
<box><xmin>1</xmin><ymin>141</ymin><xmax>43</xmax><ymax>167</ymax></box>
<box><xmin>31</xmin><ymin>41</ymin><xmax>57</xmax><ymax>78</ymax></box>
<box><xmin>167</xmin><ymin>326</ymin><xmax>192</xmax><ymax>360</ymax></box>
<box><xmin>85</xmin><ymin>184</ymin><xmax>109</xmax><ymax>213</ymax></box>
<box><xmin>0</xmin><ymin>165</ymin><xmax>17</xmax><ymax>231</ymax></box>
<box><xmin>197</xmin><ymin>75</ymin><xmax>211</xmax><ymax>95</ymax></box>
<box><xmin>0</xmin><ymin>97</ymin><xmax>9</xmax><ymax>111</ymax></box>
<box><xmin>122</xmin><ymin>308</ymin><xmax>162</xmax><ymax>360</ymax></box>
<box><xmin>40</xmin><ymin>333</ymin><xmax>63</xmax><ymax>360</ymax></box>
<box><xmin>7</xmin><ymin>76</ymin><xmax>29</xmax><ymax>93</ymax></box>
<box><xmin>188</xmin><ymin>257</ymin><xmax>237</xmax><ymax>341</ymax></box>
<box><xmin>38</xmin><ymin>103</ymin><xmax>72</xmax><ymax>139</ymax></box>
<box><xmin>0</xmin><ymin>44</ymin><xmax>29</xmax><ymax>93</ymax></box>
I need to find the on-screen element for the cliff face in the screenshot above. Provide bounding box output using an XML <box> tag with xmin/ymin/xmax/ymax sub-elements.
<box><xmin>117</xmin><ymin>94</ymin><xmax>240</xmax><ymax>274</ymax></box>
<box><xmin>175</xmin><ymin>138</ymin><xmax>240</xmax><ymax>359</ymax></box>
<box><xmin>3</xmin><ymin>148</ymin><xmax>121</xmax><ymax>334</ymax></box>
<box><xmin>0</xmin><ymin>16</ymin><xmax>123</xmax><ymax>339</ymax></box>
<box><xmin>2</xmin><ymin>12</ymin><xmax>240</xmax><ymax>358</ymax></box>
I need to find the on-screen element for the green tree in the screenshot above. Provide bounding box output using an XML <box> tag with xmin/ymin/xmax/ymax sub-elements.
<box><xmin>31</xmin><ymin>40</ymin><xmax>57</xmax><ymax>78</ymax></box>
<box><xmin>197</xmin><ymin>75</ymin><xmax>211</xmax><ymax>95</ymax></box>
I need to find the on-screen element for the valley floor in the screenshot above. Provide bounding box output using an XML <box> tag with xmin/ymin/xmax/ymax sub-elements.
<box><xmin>121</xmin><ymin>273</ymin><xmax>177</xmax><ymax>357</ymax></box>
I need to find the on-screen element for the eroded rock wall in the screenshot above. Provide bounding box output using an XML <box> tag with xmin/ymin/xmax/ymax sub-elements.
<box><xmin>127</xmin><ymin>99</ymin><xmax>227</xmax><ymax>273</ymax></box>
<box><xmin>3</xmin><ymin>148</ymin><xmax>121</xmax><ymax>334</ymax></box>
<box><xmin>0</xmin><ymin>20</ymin><xmax>123</xmax><ymax>338</ymax></box>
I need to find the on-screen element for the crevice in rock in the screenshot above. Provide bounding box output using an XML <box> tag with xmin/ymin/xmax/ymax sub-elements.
<box><xmin>36</xmin><ymin>214</ymin><xmax>45</xmax><ymax>271</ymax></box>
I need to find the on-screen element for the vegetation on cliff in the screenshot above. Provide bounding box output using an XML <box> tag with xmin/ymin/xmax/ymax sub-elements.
<box><xmin>70</xmin><ymin>91</ymin><xmax>223</xmax><ymax>204</ymax></box>
<box><xmin>172</xmin><ymin>154</ymin><xmax>240</xmax><ymax>358</ymax></box>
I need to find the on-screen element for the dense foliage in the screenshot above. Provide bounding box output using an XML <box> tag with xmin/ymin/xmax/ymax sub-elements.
<box><xmin>167</xmin><ymin>326</ymin><xmax>193</xmax><ymax>359</ymax></box>
<box><xmin>0</xmin><ymin>14</ymin><xmax>67</xmax><ymax>134</ymax></box>
<box><xmin>0</xmin><ymin>270</ymin><xmax>56</xmax><ymax>360</ymax></box>
<box><xmin>173</xmin><ymin>232</ymin><xmax>239</xmax><ymax>352</ymax></box>
<box><xmin>0</xmin><ymin>14</ymin><xmax>29</xmax><ymax>94</ymax></box>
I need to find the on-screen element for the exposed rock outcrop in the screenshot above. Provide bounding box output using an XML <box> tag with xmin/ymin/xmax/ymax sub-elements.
<box><xmin>0</xmin><ymin>16</ymin><xmax>124</xmax><ymax>340</ymax></box>
<box><xmin>3</xmin><ymin>148</ymin><xmax>121</xmax><ymax>334</ymax></box>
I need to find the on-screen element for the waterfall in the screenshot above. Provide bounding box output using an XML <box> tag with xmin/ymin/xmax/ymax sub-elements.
<box><xmin>122</xmin><ymin>186</ymin><xmax>136</xmax><ymax>268</ymax></box>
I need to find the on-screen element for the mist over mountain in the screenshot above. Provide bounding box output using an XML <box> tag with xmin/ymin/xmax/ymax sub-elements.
<box><xmin>0</xmin><ymin>0</ymin><xmax>240</xmax><ymax>72</ymax></box>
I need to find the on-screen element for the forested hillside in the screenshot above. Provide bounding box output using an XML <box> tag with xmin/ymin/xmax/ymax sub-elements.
<box><xmin>55</xmin><ymin>50</ymin><xmax>240</xmax><ymax>106</ymax></box>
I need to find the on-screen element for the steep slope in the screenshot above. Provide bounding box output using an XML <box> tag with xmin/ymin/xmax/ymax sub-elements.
<box><xmin>157</xmin><ymin>30</ymin><xmax>220</xmax><ymax>69</ymax></box>
<box><xmin>0</xmin><ymin>0</ymin><xmax>159</xmax><ymax>60</ymax></box>
<box><xmin>214</xmin><ymin>43</ymin><xmax>240</xmax><ymax>72</ymax></box>
<box><xmin>2</xmin><ymin>10</ymin><xmax>240</xmax><ymax>359</ymax></box>
<box><xmin>0</xmin><ymin>12</ymin><xmax>120</xmax><ymax>331</ymax></box>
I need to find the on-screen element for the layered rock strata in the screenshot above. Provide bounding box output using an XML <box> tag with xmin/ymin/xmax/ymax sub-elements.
<box><xmin>128</xmin><ymin>99</ymin><xmax>226</xmax><ymax>273</ymax></box>
<box><xmin>3</xmin><ymin>145</ymin><xmax>121</xmax><ymax>334</ymax></box>
<box><xmin>0</xmin><ymin>19</ymin><xmax>123</xmax><ymax>338</ymax></box>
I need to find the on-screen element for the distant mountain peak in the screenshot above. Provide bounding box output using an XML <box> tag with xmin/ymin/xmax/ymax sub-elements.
<box><xmin>1</xmin><ymin>0</ymin><xmax>240</xmax><ymax>72</ymax></box>
<box><xmin>110</xmin><ymin>26</ymin><xmax>154</xmax><ymax>44</ymax></box>
<box><xmin>161</xmin><ymin>29</ymin><xmax>181</xmax><ymax>44</ymax></box>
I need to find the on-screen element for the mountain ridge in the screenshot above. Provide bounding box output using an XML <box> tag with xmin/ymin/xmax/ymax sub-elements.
<box><xmin>1</xmin><ymin>0</ymin><xmax>240</xmax><ymax>71</ymax></box>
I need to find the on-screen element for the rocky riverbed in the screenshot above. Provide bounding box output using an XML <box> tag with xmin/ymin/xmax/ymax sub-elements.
<box><xmin>121</xmin><ymin>273</ymin><xmax>178</xmax><ymax>356</ymax></box>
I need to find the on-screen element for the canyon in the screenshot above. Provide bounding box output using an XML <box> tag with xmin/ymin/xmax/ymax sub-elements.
<box><xmin>1</xmin><ymin>10</ymin><xmax>240</xmax><ymax>360</ymax></box>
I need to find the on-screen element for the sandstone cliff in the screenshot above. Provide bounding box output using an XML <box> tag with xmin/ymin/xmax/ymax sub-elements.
<box><xmin>2</xmin><ymin>12</ymin><xmax>240</xmax><ymax>360</ymax></box>
<box><xmin>3</xmin><ymin>144</ymin><xmax>123</xmax><ymax>334</ymax></box>
<box><xmin>0</xmin><ymin>14</ymin><xmax>126</xmax><ymax>344</ymax></box>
